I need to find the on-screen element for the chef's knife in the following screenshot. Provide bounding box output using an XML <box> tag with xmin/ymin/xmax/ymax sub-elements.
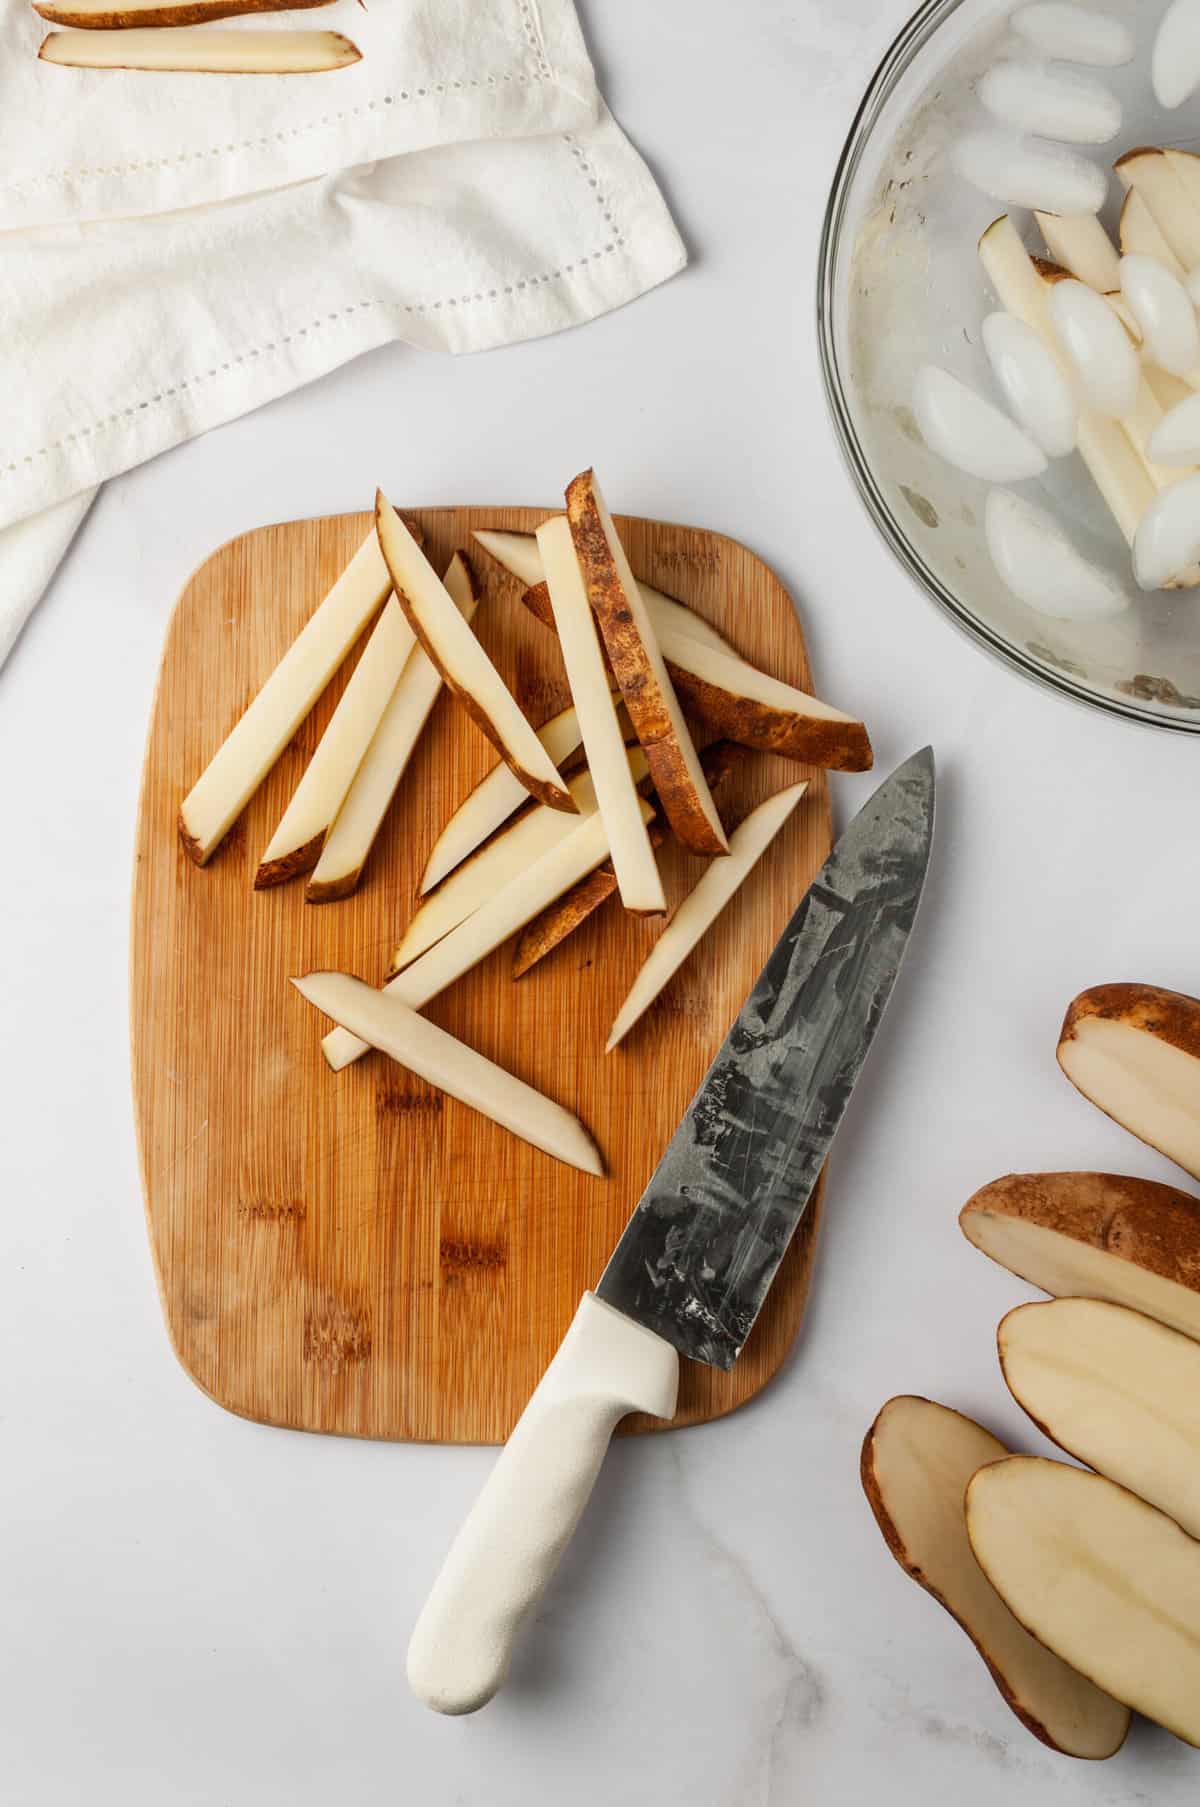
<box><xmin>407</xmin><ymin>747</ymin><xmax>935</xmax><ymax>1715</ymax></box>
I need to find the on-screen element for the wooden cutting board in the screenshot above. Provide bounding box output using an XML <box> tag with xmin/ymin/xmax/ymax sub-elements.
<box><xmin>131</xmin><ymin>508</ymin><xmax>833</xmax><ymax>1443</ymax></box>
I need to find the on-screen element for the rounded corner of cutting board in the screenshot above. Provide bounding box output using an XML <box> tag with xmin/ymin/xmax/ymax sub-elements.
<box><xmin>132</xmin><ymin>506</ymin><xmax>835</xmax><ymax>1445</ymax></box>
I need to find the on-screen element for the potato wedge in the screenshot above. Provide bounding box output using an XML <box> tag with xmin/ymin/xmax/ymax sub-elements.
<box><xmin>179</xmin><ymin>526</ymin><xmax>398</xmax><ymax>866</ymax></box>
<box><xmin>376</xmin><ymin>493</ymin><xmax>575</xmax><ymax>814</ymax></box>
<box><xmin>322</xmin><ymin>795</ymin><xmax>656</xmax><ymax>1071</ymax></box>
<box><xmin>35</xmin><ymin>0</ymin><xmax>333</xmax><ymax>24</ymax></box>
<box><xmin>862</xmin><ymin>1397</ymin><xmax>1128</xmax><ymax>1759</ymax></box>
<box><xmin>967</xmin><ymin>1456</ymin><xmax>1200</xmax><ymax>1748</ymax></box>
<box><xmin>960</xmin><ymin>1170</ymin><xmax>1200</xmax><ymax>1340</ymax></box>
<box><xmin>293</xmin><ymin>972</ymin><xmax>602</xmax><ymax>1176</ymax></box>
<box><xmin>1034</xmin><ymin>209</ymin><xmax>1121</xmax><ymax>292</ymax></box>
<box><xmin>473</xmin><ymin>527</ymin><xmax>738</xmax><ymax>657</ymax></box>
<box><xmin>307</xmin><ymin>553</ymin><xmax>480</xmax><ymax>903</ymax></box>
<box><xmin>1058</xmin><ymin>982</ymin><xmax>1200</xmax><ymax>1181</ymax></box>
<box><xmin>538</xmin><ymin>517</ymin><xmax>665</xmax><ymax>915</ymax></box>
<box><xmin>566</xmin><ymin>470</ymin><xmax>728</xmax><ymax>856</ymax></box>
<box><xmin>606</xmin><ymin>781</ymin><xmax>808</xmax><ymax>1051</ymax></box>
<box><xmin>999</xmin><ymin>1297</ymin><xmax>1200</xmax><ymax>1538</ymax></box>
<box><xmin>39</xmin><ymin>26</ymin><xmax>360</xmax><ymax>70</ymax></box>
<box><xmin>521</xmin><ymin>581</ymin><xmax>871</xmax><ymax>770</ymax></box>
<box><xmin>1115</xmin><ymin>147</ymin><xmax>1200</xmax><ymax>270</ymax></box>
<box><xmin>511</xmin><ymin>742</ymin><xmax>744</xmax><ymax>979</ymax></box>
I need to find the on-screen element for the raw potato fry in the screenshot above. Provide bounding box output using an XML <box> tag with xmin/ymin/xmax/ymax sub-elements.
<box><xmin>376</xmin><ymin>493</ymin><xmax>576</xmax><ymax>814</ymax></box>
<box><xmin>861</xmin><ymin>1397</ymin><xmax>1129</xmax><ymax>1760</ymax></box>
<box><xmin>307</xmin><ymin>553</ymin><xmax>480</xmax><ymax>903</ymax></box>
<box><xmin>999</xmin><ymin>1298</ymin><xmax>1200</xmax><ymax>1539</ymax></box>
<box><xmin>960</xmin><ymin>1170</ymin><xmax>1200</xmax><ymax>1341</ymax></box>
<box><xmin>966</xmin><ymin>1456</ymin><xmax>1200</xmax><ymax>1748</ymax></box>
<box><xmin>979</xmin><ymin>217</ymin><xmax>1156</xmax><ymax>544</ymax></box>
<box><xmin>1120</xmin><ymin>187</ymin><xmax>1186</xmax><ymax>277</ymax></box>
<box><xmin>418</xmin><ymin>702</ymin><xmax>588</xmax><ymax>896</ymax></box>
<box><xmin>35</xmin><ymin>0</ymin><xmax>332</xmax><ymax>24</ymax></box>
<box><xmin>179</xmin><ymin>526</ymin><xmax>397</xmax><ymax>865</ymax></box>
<box><xmin>1115</xmin><ymin>148</ymin><xmax>1200</xmax><ymax>269</ymax></box>
<box><xmin>292</xmin><ymin>972</ymin><xmax>602</xmax><ymax>1176</ymax></box>
<box><xmin>1034</xmin><ymin>209</ymin><xmax>1121</xmax><ymax>292</ymax></box>
<box><xmin>1058</xmin><ymin>982</ymin><xmax>1200</xmax><ymax>1181</ymax></box>
<box><xmin>523</xmin><ymin>582</ymin><xmax>872</xmax><ymax>770</ymax></box>
<box><xmin>538</xmin><ymin>517</ymin><xmax>665</xmax><ymax>915</ymax></box>
<box><xmin>38</xmin><ymin>26</ymin><xmax>361</xmax><ymax>70</ymax></box>
<box><xmin>567</xmin><ymin>470</ymin><xmax>728</xmax><ymax>856</ymax></box>
<box><xmin>322</xmin><ymin>795</ymin><xmax>656</xmax><ymax>1071</ymax></box>
<box><xmin>606</xmin><ymin>780</ymin><xmax>808</xmax><ymax>1051</ymax></box>
<box><xmin>511</xmin><ymin>742</ymin><xmax>745</xmax><ymax>979</ymax></box>
<box><xmin>255</xmin><ymin>596</ymin><xmax>417</xmax><ymax>889</ymax></box>
<box><xmin>473</xmin><ymin>527</ymin><xmax>738</xmax><ymax>657</ymax></box>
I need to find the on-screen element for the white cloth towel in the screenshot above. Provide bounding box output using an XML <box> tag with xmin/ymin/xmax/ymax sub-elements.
<box><xmin>0</xmin><ymin>0</ymin><xmax>685</xmax><ymax>666</ymax></box>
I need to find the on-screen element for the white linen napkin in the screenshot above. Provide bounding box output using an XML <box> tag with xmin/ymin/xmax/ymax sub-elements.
<box><xmin>0</xmin><ymin>0</ymin><xmax>685</xmax><ymax>666</ymax></box>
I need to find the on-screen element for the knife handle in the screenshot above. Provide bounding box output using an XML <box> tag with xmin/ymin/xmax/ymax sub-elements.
<box><xmin>407</xmin><ymin>1292</ymin><xmax>679</xmax><ymax>1715</ymax></box>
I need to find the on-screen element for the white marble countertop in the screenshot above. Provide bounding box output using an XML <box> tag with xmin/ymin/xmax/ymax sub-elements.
<box><xmin>4</xmin><ymin>1</ymin><xmax>1200</xmax><ymax>1799</ymax></box>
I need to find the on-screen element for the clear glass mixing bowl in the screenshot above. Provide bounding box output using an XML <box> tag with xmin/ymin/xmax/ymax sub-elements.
<box><xmin>817</xmin><ymin>0</ymin><xmax>1200</xmax><ymax>731</ymax></box>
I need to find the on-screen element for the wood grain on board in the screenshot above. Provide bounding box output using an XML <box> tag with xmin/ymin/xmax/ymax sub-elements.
<box><xmin>130</xmin><ymin>508</ymin><xmax>834</xmax><ymax>1443</ymax></box>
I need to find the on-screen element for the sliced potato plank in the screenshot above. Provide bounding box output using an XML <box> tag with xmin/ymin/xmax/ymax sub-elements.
<box><xmin>1058</xmin><ymin>982</ymin><xmax>1200</xmax><ymax>1181</ymax></box>
<box><xmin>511</xmin><ymin>741</ymin><xmax>745</xmax><ymax>980</ymax></box>
<box><xmin>35</xmin><ymin>0</ymin><xmax>332</xmax><ymax>24</ymax></box>
<box><xmin>567</xmin><ymin>470</ymin><xmax>729</xmax><ymax>856</ymax></box>
<box><xmin>255</xmin><ymin>595</ymin><xmax>416</xmax><ymax>889</ymax></box>
<box><xmin>307</xmin><ymin>552</ymin><xmax>480</xmax><ymax>903</ymax></box>
<box><xmin>178</xmin><ymin>526</ymin><xmax>393</xmax><ymax>865</ymax></box>
<box><xmin>538</xmin><ymin>516</ymin><xmax>665</xmax><ymax>915</ymax></box>
<box><xmin>39</xmin><ymin>26</ymin><xmax>361</xmax><ymax>70</ymax></box>
<box><xmin>522</xmin><ymin>581</ymin><xmax>872</xmax><ymax>770</ymax></box>
<box><xmin>967</xmin><ymin>1456</ymin><xmax>1200</xmax><ymax>1748</ymax></box>
<box><xmin>862</xmin><ymin>1397</ymin><xmax>1128</xmax><ymax>1759</ymax></box>
<box><xmin>293</xmin><ymin>972</ymin><xmax>602</xmax><ymax>1176</ymax></box>
<box><xmin>1000</xmin><ymin>1297</ymin><xmax>1200</xmax><ymax>1538</ymax></box>
<box><xmin>322</xmin><ymin>795</ymin><xmax>656</xmax><ymax>1071</ymax></box>
<box><xmin>960</xmin><ymin>1170</ymin><xmax>1200</xmax><ymax>1339</ymax></box>
<box><xmin>606</xmin><ymin>781</ymin><xmax>808</xmax><ymax>1051</ymax></box>
<box><xmin>473</xmin><ymin>526</ymin><xmax>738</xmax><ymax>656</ymax></box>
<box><xmin>376</xmin><ymin>492</ymin><xmax>575</xmax><ymax>813</ymax></box>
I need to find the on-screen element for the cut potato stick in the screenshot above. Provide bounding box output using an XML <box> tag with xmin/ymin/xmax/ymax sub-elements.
<box><xmin>523</xmin><ymin>580</ymin><xmax>872</xmax><ymax>770</ymax></box>
<box><xmin>1058</xmin><ymin>982</ymin><xmax>1200</xmax><ymax>1181</ymax></box>
<box><xmin>473</xmin><ymin>527</ymin><xmax>738</xmax><ymax>657</ymax></box>
<box><xmin>392</xmin><ymin>763</ymin><xmax>607</xmax><ymax>973</ymax></box>
<box><xmin>376</xmin><ymin>493</ymin><xmax>575</xmax><ymax>814</ymax></box>
<box><xmin>606</xmin><ymin>780</ymin><xmax>808</xmax><ymax>1051</ymax></box>
<box><xmin>538</xmin><ymin>517</ymin><xmax>665</xmax><ymax>916</ymax></box>
<box><xmin>255</xmin><ymin>596</ymin><xmax>417</xmax><ymax>889</ymax></box>
<box><xmin>512</xmin><ymin>741</ymin><xmax>745</xmax><ymax>980</ymax></box>
<box><xmin>567</xmin><ymin>470</ymin><xmax>728</xmax><ymax>856</ymax></box>
<box><xmin>1115</xmin><ymin>148</ymin><xmax>1200</xmax><ymax>268</ymax></box>
<box><xmin>418</xmin><ymin>703</ymin><xmax>587</xmax><ymax>897</ymax></box>
<box><xmin>322</xmin><ymin>795</ymin><xmax>656</xmax><ymax>1070</ymax></box>
<box><xmin>967</xmin><ymin>1456</ymin><xmax>1200</xmax><ymax>1748</ymax></box>
<box><xmin>179</xmin><ymin>526</ymin><xmax>394</xmax><ymax>865</ymax></box>
<box><xmin>980</xmin><ymin>217</ymin><xmax>1152</xmax><ymax>543</ymax></box>
<box><xmin>293</xmin><ymin>972</ymin><xmax>602</xmax><ymax>1175</ymax></box>
<box><xmin>38</xmin><ymin>26</ymin><xmax>361</xmax><ymax>70</ymax></box>
<box><xmin>999</xmin><ymin>1298</ymin><xmax>1200</xmax><ymax>1539</ymax></box>
<box><xmin>1034</xmin><ymin>209</ymin><xmax>1120</xmax><ymax>292</ymax></box>
<box><xmin>307</xmin><ymin>553</ymin><xmax>480</xmax><ymax>903</ymax></box>
<box><xmin>1119</xmin><ymin>187</ymin><xmax>1186</xmax><ymax>277</ymax></box>
<box><xmin>35</xmin><ymin>0</ymin><xmax>332</xmax><ymax>24</ymax></box>
<box><xmin>960</xmin><ymin>1170</ymin><xmax>1200</xmax><ymax>1341</ymax></box>
<box><xmin>861</xmin><ymin>1397</ymin><xmax>1128</xmax><ymax>1760</ymax></box>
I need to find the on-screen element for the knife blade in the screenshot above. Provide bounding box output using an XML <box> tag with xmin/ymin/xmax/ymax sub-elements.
<box><xmin>407</xmin><ymin>748</ymin><xmax>935</xmax><ymax>1716</ymax></box>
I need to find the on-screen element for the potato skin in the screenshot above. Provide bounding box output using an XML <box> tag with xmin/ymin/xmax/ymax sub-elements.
<box><xmin>960</xmin><ymin>1171</ymin><xmax>1200</xmax><ymax>1295</ymax></box>
<box><xmin>1059</xmin><ymin>982</ymin><xmax>1200</xmax><ymax>1063</ymax></box>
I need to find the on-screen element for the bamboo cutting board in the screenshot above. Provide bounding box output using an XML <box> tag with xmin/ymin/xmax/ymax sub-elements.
<box><xmin>131</xmin><ymin>508</ymin><xmax>833</xmax><ymax>1443</ymax></box>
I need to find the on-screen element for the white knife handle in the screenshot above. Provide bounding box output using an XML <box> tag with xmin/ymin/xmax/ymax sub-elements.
<box><xmin>407</xmin><ymin>1292</ymin><xmax>679</xmax><ymax>1715</ymax></box>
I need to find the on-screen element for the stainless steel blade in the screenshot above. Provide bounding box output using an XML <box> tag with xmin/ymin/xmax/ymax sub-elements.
<box><xmin>595</xmin><ymin>747</ymin><xmax>935</xmax><ymax>1370</ymax></box>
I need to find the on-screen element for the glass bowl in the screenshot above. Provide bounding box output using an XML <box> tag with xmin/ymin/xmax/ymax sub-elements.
<box><xmin>817</xmin><ymin>0</ymin><xmax>1200</xmax><ymax>731</ymax></box>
